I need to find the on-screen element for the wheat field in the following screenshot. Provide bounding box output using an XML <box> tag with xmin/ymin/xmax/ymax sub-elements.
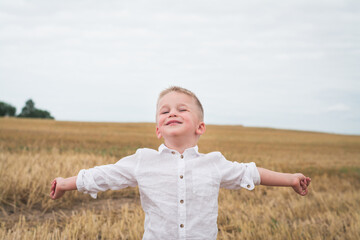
<box><xmin>0</xmin><ymin>117</ymin><xmax>359</xmax><ymax>239</ymax></box>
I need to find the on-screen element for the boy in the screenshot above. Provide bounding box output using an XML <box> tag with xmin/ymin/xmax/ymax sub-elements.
<box><xmin>50</xmin><ymin>86</ymin><xmax>311</xmax><ymax>239</ymax></box>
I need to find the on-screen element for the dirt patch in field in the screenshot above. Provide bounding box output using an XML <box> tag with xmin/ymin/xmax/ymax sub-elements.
<box><xmin>0</xmin><ymin>197</ymin><xmax>140</xmax><ymax>228</ymax></box>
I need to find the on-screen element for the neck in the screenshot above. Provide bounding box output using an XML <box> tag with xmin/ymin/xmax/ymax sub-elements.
<box><xmin>164</xmin><ymin>137</ymin><xmax>198</xmax><ymax>154</ymax></box>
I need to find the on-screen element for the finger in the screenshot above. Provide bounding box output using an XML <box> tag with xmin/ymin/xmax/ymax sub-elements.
<box><xmin>301</xmin><ymin>180</ymin><xmax>308</xmax><ymax>190</ymax></box>
<box><xmin>302</xmin><ymin>188</ymin><xmax>308</xmax><ymax>196</ymax></box>
<box><xmin>299</xmin><ymin>187</ymin><xmax>305</xmax><ymax>196</ymax></box>
<box><xmin>300</xmin><ymin>180</ymin><xmax>306</xmax><ymax>187</ymax></box>
<box><xmin>303</xmin><ymin>178</ymin><xmax>308</xmax><ymax>187</ymax></box>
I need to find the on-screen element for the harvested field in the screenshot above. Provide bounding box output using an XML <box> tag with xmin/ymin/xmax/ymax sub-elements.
<box><xmin>1</xmin><ymin>118</ymin><xmax>359</xmax><ymax>239</ymax></box>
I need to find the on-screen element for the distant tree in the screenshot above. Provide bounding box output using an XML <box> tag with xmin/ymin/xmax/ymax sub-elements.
<box><xmin>0</xmin><ymin>101</ymin><xmax>16</xmax><ymax>116</ymax></box>
<box><xmin>20</xmin><ymin>99</ymin><xmax>35</xmax><ymax>116</ymax></box>
<box><xmin>18</xmin><ymin>99</ymin><xmax>54</xmax><ymax>119</ymax></box>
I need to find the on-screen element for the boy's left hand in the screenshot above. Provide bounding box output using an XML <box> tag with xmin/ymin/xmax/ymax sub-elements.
<box><xmin>291</xmin><ymin>173</ymin><xmax>311</xmax><ymax>196</ymax></box>
<box><xmin>50</xmin><ymin>177</ymin><xmax>66</xmax><ymax>200</ymax></box>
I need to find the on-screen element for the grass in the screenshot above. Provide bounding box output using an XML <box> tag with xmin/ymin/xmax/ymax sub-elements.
<box><xmin>1</xmin><ymin>117</ymin><xmax>360</xmax><ymax>239</ymax></box>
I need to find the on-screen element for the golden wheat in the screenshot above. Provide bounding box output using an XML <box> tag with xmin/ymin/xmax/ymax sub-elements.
<box><xmin>1</xmin><ymin>118</ymin><xmax>359</xmax><ymax>239</ymax></box>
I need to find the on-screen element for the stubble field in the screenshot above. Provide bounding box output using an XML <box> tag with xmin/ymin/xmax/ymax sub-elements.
<box><xmin>0</xmin><ymin>118</ymin><xmax>360</xmax><ymax>239</ymax></box>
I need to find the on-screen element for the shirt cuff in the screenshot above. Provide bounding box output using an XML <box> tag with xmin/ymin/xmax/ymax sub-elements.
<box><xmin>76</xmin><ymin>169</ymin><xmax>98</xmax><ymax>199</ymax></box>
<box><xmin>240</xmin><ymin>162</ymin><xmax>261</xmax><ymax>190</ymax></box>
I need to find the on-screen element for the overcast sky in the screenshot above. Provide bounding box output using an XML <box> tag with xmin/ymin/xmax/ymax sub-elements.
<box><xmin>1</xmin><ymin>0</ymin><xmax>359</xmax><ymax>135</ymax></box>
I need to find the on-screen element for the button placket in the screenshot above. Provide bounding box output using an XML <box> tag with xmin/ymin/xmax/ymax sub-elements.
<box><xmin>177</xmin><ymin>153</ymin><xmax>186</xmax><ymax>238</ymax></box>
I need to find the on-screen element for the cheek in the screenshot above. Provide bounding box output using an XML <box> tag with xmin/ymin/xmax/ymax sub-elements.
<box><xmin>183</xmin><ymin>114</ymin><xmax>197</xmax><ymax>126</ymax></box>
<box><xmin>157</xmin><ymin>115</ymin><xmax>166</xmax><ymax>125</ymax></box>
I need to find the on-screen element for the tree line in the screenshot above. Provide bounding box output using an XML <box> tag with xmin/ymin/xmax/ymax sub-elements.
<box><xmin>0</xmin><ymin>99</ymin><xmax>54</xmax><ymax>119</ymax></box>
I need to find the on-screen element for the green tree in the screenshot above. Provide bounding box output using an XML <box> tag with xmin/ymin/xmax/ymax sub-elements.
<box><xmin>18</xmin><ymin>99</ymin><xmax>54</xmax><ymax>119</ymax></box>
<box><xmin>0</xmin><ymin>101</ymin><xmax>16</xmax><ymax>116</ymax></box>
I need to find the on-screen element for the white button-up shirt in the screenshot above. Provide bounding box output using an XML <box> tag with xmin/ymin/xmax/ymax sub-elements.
<box><xmin>76</xmin><ymin>144</ymin><xmax>261</xmax><ymax>240</ymax></box>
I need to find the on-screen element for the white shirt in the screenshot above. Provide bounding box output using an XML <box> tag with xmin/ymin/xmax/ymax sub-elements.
<box><xmin>76</xmin><ymin>144</ymin><xmax>261</xmax><ymax>240</ymax></box>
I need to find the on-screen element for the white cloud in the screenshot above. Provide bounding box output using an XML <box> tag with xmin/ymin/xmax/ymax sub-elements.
<box><xmin>326</xmin><ymin>103</ymin><xmax>351</xmax><ymax>112</ymax></box>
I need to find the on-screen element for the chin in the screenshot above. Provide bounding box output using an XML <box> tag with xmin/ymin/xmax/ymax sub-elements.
<box><xmin>164</xmin><ymin>130</ymin><xmax>185</xmax><ymax>137</ymax></box>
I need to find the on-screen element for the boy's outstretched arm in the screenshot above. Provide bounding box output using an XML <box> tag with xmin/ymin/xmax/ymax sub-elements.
<box><xmin>50</xmin><ymin>176</ymin><xmax>77</xmax><ymax>200</ymax></box>
<box><xmin>257</xmin><ymin>167</ymin><xmax>311</xmax><ymax>196</ymax></box>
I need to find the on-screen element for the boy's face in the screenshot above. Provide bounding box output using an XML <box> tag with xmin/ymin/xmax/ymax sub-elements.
<box><xmin>156</xmin><ymin>92</ymin><xmax>205</xmax><ymax>141</ymax></box>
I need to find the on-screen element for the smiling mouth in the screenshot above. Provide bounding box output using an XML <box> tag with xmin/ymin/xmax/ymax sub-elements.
<box><xmin>166</xmin><ymin>120</ymin><xmax>182</xmax><ymax>126</ymax></box>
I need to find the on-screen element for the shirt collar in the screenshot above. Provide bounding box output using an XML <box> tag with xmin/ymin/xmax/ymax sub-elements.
<box><xmin>158</xmin><ymin>144</ymin><xmax>200</xmax><ymax>156</ymax></box>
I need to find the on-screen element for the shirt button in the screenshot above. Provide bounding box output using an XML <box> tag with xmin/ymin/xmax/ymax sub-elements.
<box><xmin>180</xmin><ymin>224</ymin><xmax>184</xmax><ymax>228</ymax></box>
<box><xmin>180</xmin><ymin>175</ymin><xmax>183</xmax><ymax>179</ymax></box>
<box><xmin>171</xmin><ymin>151</ymin><xmax>175</xmax><ymax>154</ymax></box>
<box><xmin>180</xmin><ymin>155</ymin><xmax>184</xmax><ymax>159</ymax></box>
<box><xmin>180</xmin><ymin>199</ymin><xmax>184</xmax><ymax>204</ymax></box>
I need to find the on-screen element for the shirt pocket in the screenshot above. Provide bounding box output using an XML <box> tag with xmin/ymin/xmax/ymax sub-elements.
<box><xmin>192</xmin><ymin>169</ymin><xmax>219</xmax><ymax>197</ymax></box>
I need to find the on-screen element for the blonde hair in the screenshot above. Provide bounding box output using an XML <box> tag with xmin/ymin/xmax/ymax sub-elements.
<box><xmin>157</xmin><ymin>86</ymin><xmax>204</xmax><ymax>121</ymax></box>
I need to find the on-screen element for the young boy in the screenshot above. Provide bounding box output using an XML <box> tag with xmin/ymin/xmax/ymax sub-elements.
<box><xmin>50</xmin><ymin>86</ymin><xmax>311</xmax><ymax>239</ymax></box>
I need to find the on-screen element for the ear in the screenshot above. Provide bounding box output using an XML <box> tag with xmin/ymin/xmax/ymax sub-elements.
<box><xmin>195</xmin><ymin>122</ymin><xmax>206</xmax><ymax>136</ymax></box>
<box><xmin>156</xmin><ymin>127</ymin><xmax>162</xmax><ymax>139</ymax></box>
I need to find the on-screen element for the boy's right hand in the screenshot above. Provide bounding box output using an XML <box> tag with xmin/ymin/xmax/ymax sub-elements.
<box><xmin>291</xmin><ymin>173</ymin><xmax>311</xmax><ymax>196</ymax></box>
<box><xmin>50</xmin><ymin>177</ymin><xmax>66</xmax><ymax>200</ymax></box>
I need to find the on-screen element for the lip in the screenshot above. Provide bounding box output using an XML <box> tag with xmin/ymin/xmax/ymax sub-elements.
<box><xmin>165</xmin><ymin>120</ymin><xmax>182</xmax><ymax>126</ymax></box>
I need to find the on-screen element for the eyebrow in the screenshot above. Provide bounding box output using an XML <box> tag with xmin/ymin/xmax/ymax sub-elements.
<box><xmin>158</xmin><ymin>105</ymin><xmax>169</xmax><ymax>110</ymax></box>
<box><xmin>159</xmin><ymin>103</ymin><xmax>188</xmax><ymax>109</ymax></box>
<box><xmin>177</xmin><ymin>104</ymin><xmax>188</xmax><ymax>108</ymax></box>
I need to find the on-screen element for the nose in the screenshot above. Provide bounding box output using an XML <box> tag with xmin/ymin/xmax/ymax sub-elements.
<box><xmin>169</xmin><ymin>109</ymin><xmax>177</xmax><ymax>117</ymax></box>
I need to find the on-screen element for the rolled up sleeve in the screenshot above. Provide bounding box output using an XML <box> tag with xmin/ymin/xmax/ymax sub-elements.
<box><xmin>76</xmin><ymin>150</ymin><xmax>140</xmax><ymax>198</ymax></box>
<box><xmin>216</xmin><ymin>154</ymin><xmax>260</xmax><ymax>190</ymax></box>
<box><xmin>238</xmin><ymin>162</ymin><xmax>261</xmax><ymax>190</ymax></box>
